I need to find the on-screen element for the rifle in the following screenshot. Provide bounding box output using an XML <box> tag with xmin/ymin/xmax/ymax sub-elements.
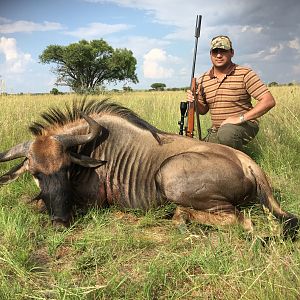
<box><xmin>178</xmin><ymin>15</ymin><xmax>202</xmax><ymax>139</ymax></box>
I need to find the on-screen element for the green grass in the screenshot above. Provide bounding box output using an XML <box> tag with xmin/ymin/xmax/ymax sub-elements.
<box><xmin>0</xmin><ymin>87</ymin><xmax>300</xmax><ymax>299</ymax></box>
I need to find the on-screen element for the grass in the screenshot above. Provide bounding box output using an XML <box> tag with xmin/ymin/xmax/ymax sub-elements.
<box><xmin>0</xmin><ymin>86</ymin><xmax>300</xmax><ymax>299</ymax></box>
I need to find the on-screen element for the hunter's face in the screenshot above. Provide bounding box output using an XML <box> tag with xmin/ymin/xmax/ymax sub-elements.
<box><xmin>210</xmin><ymin>48</ymin><xmax>234</xmax><ymax>68</ymax></box>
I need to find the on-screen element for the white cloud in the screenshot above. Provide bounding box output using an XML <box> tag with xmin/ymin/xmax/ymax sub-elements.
<box><xmin>241</xmin><ymin>25</ymin><xmax>264</xmax><ymax>34</ymax></box>
<box><xmin>0</xmin><ymin>37</ymin><xmax>32</xmax><ymax>73</ymax></box>
<box><xmin>143</xmin><ymin>48</ymin><xmax>177</xmax><ymax>78</ymax></box>
<box><xmin>288</xmin><ymin>38</ymin><xmax>300</xmax><ymax>52</ymax></box>
<box><xmin>0</xmin><ymin>20</ymin><xmax>63</xmax><ymax>34</ymax></box>
<box><xmin>269</xmin><ymin>44</ymin><xmax>284</xmax><ymax>54</ymax></box>
<box><xmin>262</xmin><ymin>44</ymin><xmax>284</xmax><ymax>61</ymax></box>
<box><xmin>245</xmin><ymin>44</ymin><xmax>285</xmax><ymax>61</ymax></box>
<box><xmin>64</xmin><ymin>22</ymin><xmax>133</xmax><ymax>38</ymax></box>
<box><xmin>114</xmin><ymin>36</ymin><xmax>169</xmax><ymax>58</ymax></box>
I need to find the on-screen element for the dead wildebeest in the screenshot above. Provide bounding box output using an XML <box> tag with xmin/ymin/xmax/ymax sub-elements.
<box><xmin>0</xmin><ymin>99</ymin><xmax>298</xmax><ymax>239</ymax></box>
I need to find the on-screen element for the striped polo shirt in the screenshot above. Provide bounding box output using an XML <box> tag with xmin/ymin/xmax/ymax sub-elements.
<box><xmin>197</xmin><ymin>64</ymin><xmax>269</xmax><ymax>128</ymax></box>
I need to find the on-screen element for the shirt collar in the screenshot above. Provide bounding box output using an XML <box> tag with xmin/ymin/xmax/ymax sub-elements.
<box><xmin>209</xmin><ymin>63</ymin><xmax>236</xmax><ymax>79</ymax></box>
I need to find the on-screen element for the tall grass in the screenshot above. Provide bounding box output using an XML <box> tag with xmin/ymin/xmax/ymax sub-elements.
<box><xmin>0</xmin><ymin>87</ymin><xmax>299</xmax><ymax>299</ymax></box>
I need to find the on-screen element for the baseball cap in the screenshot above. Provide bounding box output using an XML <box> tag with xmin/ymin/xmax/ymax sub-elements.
<box><xmin>210</xmin><ymin>35</ymin><xmax>232</xmax><ymax>50</ymax></box>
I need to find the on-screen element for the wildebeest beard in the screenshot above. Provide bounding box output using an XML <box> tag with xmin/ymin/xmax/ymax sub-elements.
<box><xmin>36</xmin><ymin>168</ymin><xmax>73</xmax><ymax>225</ymax></box>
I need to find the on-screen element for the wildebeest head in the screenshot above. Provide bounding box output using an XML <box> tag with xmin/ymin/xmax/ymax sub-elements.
<box><xmin>0</xmin><ymin>112</ymin><xmax>106</xmax><ymax>227</ymax></box>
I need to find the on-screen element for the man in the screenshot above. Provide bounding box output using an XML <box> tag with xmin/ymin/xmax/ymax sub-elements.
<box><xmin>187</xmin><ymin>35</ymin><xmax>276</xmax><ymax>151</ymax></box>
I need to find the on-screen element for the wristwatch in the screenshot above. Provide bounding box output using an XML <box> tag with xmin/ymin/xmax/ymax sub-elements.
<box><xmin>239</xmin><ymin>114</ymin><xmax>245</xmax><ymax>123</ymax></box>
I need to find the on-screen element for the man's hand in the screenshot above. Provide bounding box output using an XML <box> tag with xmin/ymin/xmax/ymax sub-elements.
<box><xmin>221</xmin><ymin>115</ymin><xmax>243</xmax><ymax>126</ymax></box>
<box><xmin>187</xmin><ymin>90</ymin><xmax>194</xmax><ymax>102</ymax></box>
<box><xmin>187</xmin><ymin>89</ymin><xmax>209</xmax><ymax>115</ymax></box>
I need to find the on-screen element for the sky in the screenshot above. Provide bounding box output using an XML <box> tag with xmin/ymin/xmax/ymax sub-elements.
<box><xmin>0</xmin><ymin>0</ymin><xmax>300</xmax><ymax>93</ymax></box>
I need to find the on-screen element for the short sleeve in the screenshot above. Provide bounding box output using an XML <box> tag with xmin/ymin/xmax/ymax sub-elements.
<box><xmin>244</xmin><ymin>70</ymin><xmax>269</xmax><ymax>100</ymax></box>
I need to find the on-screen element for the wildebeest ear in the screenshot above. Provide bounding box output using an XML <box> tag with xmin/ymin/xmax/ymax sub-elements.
<box><xmin>70</xmin><ymin>152</ymin><xmax>106</xmax><ymax>168</ymax></box>
<box><xmin>0</xmin><ymin>159</ymin><xmax>28</xmax><ymax>186</ymax></box>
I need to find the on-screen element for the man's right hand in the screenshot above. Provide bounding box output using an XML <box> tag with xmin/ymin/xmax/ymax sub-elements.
<box><xmin>187</xmin><ymin>90</ymin><xmax>195</xmax><ymax>102</ymax></box>
<box><xmin>187</xmin><ymin>89</ymin><xmax>209</xmax><ymax>115</ymax></box>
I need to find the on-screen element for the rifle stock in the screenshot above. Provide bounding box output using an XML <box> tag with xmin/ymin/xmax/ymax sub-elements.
<box><xmin>186</xmin><ymin>78</ymin><xmax>196</xmax><ymax>138</ymax></box>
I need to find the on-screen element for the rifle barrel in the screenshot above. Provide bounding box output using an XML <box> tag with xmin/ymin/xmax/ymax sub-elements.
<box><xmin>195</xmin><ymin>15</ymin><xmax>201</xmax><ymax>38</ymax></box>
<box><xmin>190</xmin><ymin>15</ymin><xmax>202</xmax><ymax>87</ymax></box>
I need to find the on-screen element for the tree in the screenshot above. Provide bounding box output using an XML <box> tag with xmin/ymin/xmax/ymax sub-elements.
<box><xmin>39</xmin><ymin>39</ymin><xmax>138</xmax><ymax>93</ymax></box>
<box><xmin>123</xmin><ymin>86</ymin><xmax>132</xmax><ymax>92</ymax></box>
<box><xmin>268</xmin><ymin>81</ymin><xmax>279</xmax><ymax>87</ymax></box>
<box><xmin>50</xmin><ymin>87</ymin><xmax>60</xmax><ymax>95</ymax></box>
<box><xmin>150</xmin><ymin>83</ymin><xmax>166</xmax><ymax>91</ymax></box>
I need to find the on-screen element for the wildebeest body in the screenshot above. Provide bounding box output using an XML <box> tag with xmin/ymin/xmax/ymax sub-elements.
<box><xmin>72</xmin><ymin>115</ymin><xmax>250</xmax><ymax>210</ymax></box>
<box><xmin>0</xmin><ymin>100</ymin><xmax>298</xmax><ymax>238</ymax></box>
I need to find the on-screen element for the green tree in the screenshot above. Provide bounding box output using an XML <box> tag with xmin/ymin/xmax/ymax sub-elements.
<box><xmin>50</xmin><ymin>87</ymin><xmax>60</xmax><ymax>95</ymax></box>
<box><xmin>39</xmin><ymin>39</ymin><xmax>138</xmax><ymax>93</ymax></box>
<box><xmin>268</xmin><ymin>81</ymin><xmax>279</xmax><ymax>87</ymax></box>
<box><xmin>150</xmin><ymin>83</ymin><xmax>166</xmax><ymax>91</ymax></box>
<box><xmin>123</xmin><ymin>86</ymin><xmax>132</xmax><ymax>92</ymax></box>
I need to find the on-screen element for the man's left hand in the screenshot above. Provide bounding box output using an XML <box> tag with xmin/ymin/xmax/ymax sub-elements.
<box><xmin>220</xmin><ymin>116</ymin><xmax>242</xmax><ymax>126</ymax></box>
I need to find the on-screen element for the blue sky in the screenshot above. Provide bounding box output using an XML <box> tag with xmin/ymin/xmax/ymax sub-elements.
<box><xmin>0</xmin><ymin>0</ymin><xmax>300</xmax><ymax>93</ymax></box>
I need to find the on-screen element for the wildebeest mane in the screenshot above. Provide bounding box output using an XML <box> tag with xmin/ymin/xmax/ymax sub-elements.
<box><xmin>29</xmin><ymin>99</ymin><xmax>165</xmax><ymax>144</ymax></box>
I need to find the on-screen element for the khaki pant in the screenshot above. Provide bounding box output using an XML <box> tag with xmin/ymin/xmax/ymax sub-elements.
<box><xmin>204</xmin><ymin>121</ymin><xmax>259</xmax><ymax>151</ymax></box>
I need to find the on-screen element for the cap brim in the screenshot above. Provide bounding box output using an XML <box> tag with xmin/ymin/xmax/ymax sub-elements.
<box><xmin>210</xmin><ymin>46</ymin><xmax>231</xmax><ymax>50</ymax></box>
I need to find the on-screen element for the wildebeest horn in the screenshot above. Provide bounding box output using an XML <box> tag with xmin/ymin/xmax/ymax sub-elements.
<box><xmin>70</xmin><ymin>152</ymin><xmax>107</xmax><ymax>168</ymax></box>
<box><xmin>0</xmin><ymin>160</ymin><xmax>28</xmax><ymax>185</ymax></box>
<box><xmin>56</xmin><ymin>112</ymin><xmax>102</xmax><ymax>149</ymax></box>
<box><xmin>0</xmin><ymin>141</ymin><xmax>31</xmax><ymax>162</ymax></box>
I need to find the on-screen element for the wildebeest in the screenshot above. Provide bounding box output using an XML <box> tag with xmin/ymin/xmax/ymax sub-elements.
<box><xmin>0</xmin><ymin>99</ymin><xmax>298</xmax><ymax>239</ymax></box>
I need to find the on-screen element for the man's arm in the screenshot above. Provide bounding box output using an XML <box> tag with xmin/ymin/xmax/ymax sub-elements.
<box><xmin>221</xmin><ymin>91</ymin><xmax>276</xmax><ymax>126</ymax></box>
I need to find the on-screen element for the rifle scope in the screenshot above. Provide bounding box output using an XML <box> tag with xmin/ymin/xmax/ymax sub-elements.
<box><xmin>178</xmin><ymin>101</ymin><xmax>188</xmax><ymax>135</ymax></box>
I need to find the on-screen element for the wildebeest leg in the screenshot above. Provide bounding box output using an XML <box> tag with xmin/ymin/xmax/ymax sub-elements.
<box><xmin>156</xmin><ymin>152</ymin><xmax>256</xmax><ymax>233</ymax></box>
<box><xmin>172</xmin><ymin>205</ymin><xmax>253</xmax><ymax>232</ymax></box>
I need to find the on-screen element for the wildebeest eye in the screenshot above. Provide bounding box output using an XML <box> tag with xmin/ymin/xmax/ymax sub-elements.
<box><xmin>33</xmin><ymin>172</ymin><xmax>42</xmax><ymax>180</ymax></box>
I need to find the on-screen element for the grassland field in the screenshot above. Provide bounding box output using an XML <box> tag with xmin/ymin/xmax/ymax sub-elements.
<box><xmin>0</xmin><ymin>86</ymin><xmax>299</xmax><ymax>299</ymax></box>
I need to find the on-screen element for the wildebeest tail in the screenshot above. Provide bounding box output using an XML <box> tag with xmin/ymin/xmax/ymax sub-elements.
<box><xmin>252</xmin><ymin>166</ymin><xmax>299</xmax><ymax>241</ymax></box>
